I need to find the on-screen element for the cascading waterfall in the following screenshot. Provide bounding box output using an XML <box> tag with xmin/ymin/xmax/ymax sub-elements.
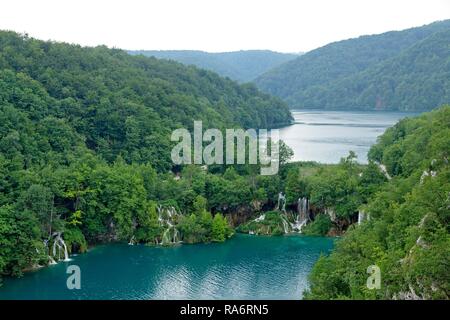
<box><xmin>254</xmin><ymin>214</ymin><xmax>265</xmax><ymax>222</ymax></box>
<box><xmin>357</xmin><ymin>211</ymin><xmax>365</xmax><ymax>225</ymax></box>
<box><xmin>357</xmin><ymin>210</ymin><xmax>370</xmax><ymax>225</ymax></box>
<box><xmin>158</xmin><ymin>206</ymin><xmax>181</xmax><ymax>245</ymax></box>
<box><xmin>50</xmin><ymin>232</ymin><xmax>70</xmax><ymax>262</ymax></box>
<box><xmin>325</xmin><ymin>207</ymin><xmax>336</xmax><ymax>222</ymax></box>
<box><xmin>277</xmin><ymin>192</ymin><xmax>287</xmax><ymax>213</ymax></box>
<box><xmin>292</xmin><ymin>197</ymin><xmax>309</xmax><ymax>232</ymax></box>
<box><xmin>128</xmin><ymin>235</ymin><xmax>136</xmax><ymax>245</ymax></box>
<box><xmin>43</xmin><ymin>239</ymin><xmax>57</xmax><ymax>265</ymax></box>
<box><xmin>157</xmin><ymin>205</ymin><xmax>164</xmax><ymax>225</ymax></box>
<box><xmin>280</xmin><ymin>215</ymin><xmax>291</xmax><ymax>233</ymax></box>
<box><xmin>161</xmin><ymin>225</ymin><xmax>180</xmax><ymax>245</ymax></box>
<box><xmin>276</xmin><ymin>192</ymin><xmax>292</xmax><ymax>233</ymax></box>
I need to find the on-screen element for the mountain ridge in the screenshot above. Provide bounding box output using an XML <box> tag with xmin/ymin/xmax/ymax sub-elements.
<box><xmin>129</xmin><ymin>49</ymin><xmax>298</xmax><ymax>83</ymax></box>
<box><xmin>255</xmin><ymin>19</ymin><xmax>450</xmax><ymax>111</ymax></box>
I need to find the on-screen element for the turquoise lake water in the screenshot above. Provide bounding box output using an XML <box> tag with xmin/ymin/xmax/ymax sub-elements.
<box><xmin>0</xmin><ymin>234</ymin><xmax>334</xmax><ymax>300</ymax></box>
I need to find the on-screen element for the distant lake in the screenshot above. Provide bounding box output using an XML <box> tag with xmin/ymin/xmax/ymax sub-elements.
<box><xmin>279</xmin><ymin>110</ymin><xmax>417</xmax><ymax>163</ymax></box>
<box><xmin>0</xmin><ymin>234</ymin><xmax>333</xmax><ymax>300</ymax></box>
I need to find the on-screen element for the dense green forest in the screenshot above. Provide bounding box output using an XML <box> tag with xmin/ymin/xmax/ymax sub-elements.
<box><xmin>255</xmin><ymin>20</ymin><xmax>450</xmax><ymax>111</ymax></box>
<box><xmin>0</xmin><ymin>31</ymin><xmax>293</xmax><ymax>281</ymax></box>
<box><xmin>0</xmin><ymin>30</ymin><xmax>448</xmax><ymax>300</ymax></box>
<box><xmin>129</xmin><ymin>50</ymin><xmax>298</xmax><ymax>83</ymax></box>
<box><xmin>304</xmin><ymin>106</ymin><xmax>450</xmax><ymax>299</ymax></box>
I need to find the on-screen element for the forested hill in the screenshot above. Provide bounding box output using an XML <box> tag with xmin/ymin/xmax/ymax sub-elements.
<box><xmin>305</xmin><ymin>105</ymin><xmax>450</xmax><ymax>299</ymax></box>
<box><xmin>0</xmin><ymin>31</ymin><xmax>292</xmax><ymax>171</ymax></box>
<box><xmin>129</xmin><ymin>50</ymin><xmax>298</xmax><ymax>83</ymax></box>
<box><xmin>255</xmin><ymin>20</ymin><xmax>450</xmax><ymax>111</ymax></box>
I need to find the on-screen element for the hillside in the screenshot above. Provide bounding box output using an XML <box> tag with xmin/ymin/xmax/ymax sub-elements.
<box><xmin>0</xmin><ymin>31</ymin><xmax>295</xmax><ymax>279</ymax></box>
<box><xmin>129</xmin><ymin>50</ymin><xmax>298</xmax><ymax>83</ymax></box>
<box><xmin>255</xmin><ymin>20</ymin><xmax>450</xmax><ymax>111</ymax></box>
<box><xmin>0</xmin><ymin>31</ymin><xmax>292</xmax><ymax>172</ymax></box>
<box><xmin>305</xmin><ymin>106</ymin><xmax>450</xmax><ymax>299</ymax></box>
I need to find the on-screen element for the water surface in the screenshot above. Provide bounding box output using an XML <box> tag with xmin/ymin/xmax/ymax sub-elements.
<box><xmin>280</xmin><ymin>110</ymin><xmax>417</xmax><ymax>163</ymax></box>
<box><xmin>0</xmin><ymin>234</ymin><xmax>333</xmax><ymax>300</ymax></box>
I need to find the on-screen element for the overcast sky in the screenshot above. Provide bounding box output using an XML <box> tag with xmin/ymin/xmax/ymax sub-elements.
<box><xmin>1</xmin><ymin>0</ymin><xmax>449</xmax><ymax>53</ymax></box>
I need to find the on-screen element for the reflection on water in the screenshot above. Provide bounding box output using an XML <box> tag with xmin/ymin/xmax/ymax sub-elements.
<box><xmin>0</xmin><ymin>234</ymin><xmax>334</xmax><ymax>300</ymax></box>
<box><xmin>280</xmin><ymin>110</ymin><xmax>417</xmax><ymax>163</ymax></box>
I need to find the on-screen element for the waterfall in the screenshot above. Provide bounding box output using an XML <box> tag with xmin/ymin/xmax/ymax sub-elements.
<box><xmin>254</xmin><ymin>214</ymin><xmax>265</xmax><ymax>222</ymax></box>
<box><xmin>158</xmin><ymin>206</ymin><xmax>181</xmax><ymax>245</ymax></box>
<box><xmin>292</xmin><ymin>197</ymin><xmax>309</xmax><ymax>232</ymax></box>
<box><xmin>277</xmin><ymin>192</ymin><xmax>287</xmax><ymax>213</ymax></box>
<box><xmin>161</xmin><ymin>226</ymin><xmax>180</xmax><ymax>245</ymax></box>
<box><xmin>128</xmin><ymin>235</ymin><xmax>136</xmax><ymax>245</ymax></box>
<box><xmin>377</xmin><ymin>163</ymin><xmax>392</xmax><ymax>180</ymax></box>
<box><xmin>325</xmin><ymin>207</ymin><xmax>336</xmax><ymax>222</ymax></box>
<box><xmin>172</xmin><ymin>228</ymin><xmax>179</xmax><ymax>243</ymax></box>
<box><xmin>162</xmin><ymin>228</ymin><xmax>171</xmax><ymax>245</ymax></box>
<box><xmin>50</xmin><ymin>232</ymin><xmax>70</xmax><ymax>262</ymax></box>
<box><xmin>157</xmin><ymin>205</ymin><xmax>164</xmax><ymax>225</ymax></box>
<box><xmin>43</xmin><ymin>239</ymin><xmax>57</xmax><ymax>265</ymax></box>
<box><xmin>280</xmin><ymin>215</ymin><xmax>291</xmax><ymax>233</ymax></box>
<box><xmin>358</xmin><ymin>211</ymin><xmax>365</xmax><ymax>225</ymax></box>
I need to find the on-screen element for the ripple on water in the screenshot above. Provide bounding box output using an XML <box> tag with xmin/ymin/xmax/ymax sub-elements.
<box><xmin>0</xmin><ymin>234</ymin><xmax>334</xmax><ymax>300</ymax></box>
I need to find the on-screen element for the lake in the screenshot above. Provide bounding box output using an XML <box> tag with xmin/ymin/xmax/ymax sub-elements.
<box><xmin>280</xmin><ymin>110</ymin><xmax>417</xmax><ymax>163</ymax></box>
<box><xmin>0</xmin><ymin>234</ymin><xmax>334</xmax><ymax>300</ymax></box>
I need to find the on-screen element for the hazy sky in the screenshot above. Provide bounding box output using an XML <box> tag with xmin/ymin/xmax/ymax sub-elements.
<box><xmin>1</xmin><ymin>0</ymin><xmax>449</xmax><ymax>53</ymax></box>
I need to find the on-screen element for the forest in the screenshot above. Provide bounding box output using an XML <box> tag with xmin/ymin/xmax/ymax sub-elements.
<box><xmin>255</xmin><ymin>19</ymin><xmax>450</xmax><ymax>111</ymax></box>
<box><xmin>0</xmin><ymin>30</ymin><xmax>292</xmax><ymax>281</ymax></box>
<box><xmin>305</xmin><ymin>106</ymin><xmax>450</xmax><ymax>299</ymax></box>
<box><xmin>0</xmin><ymin>30</ymin><xmax>448</xmax><ymax>301</ymax></box>
<box><xmin>129</xmin><ymin>50</ymin><xmax>298</xmax><ymax>83</ymax></box>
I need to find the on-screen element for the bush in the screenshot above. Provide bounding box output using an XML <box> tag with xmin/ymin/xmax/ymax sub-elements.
<box><xmin>303</xmin><ymin>214</ymin><xmax>333</xmax><ymax>236</ymax></box>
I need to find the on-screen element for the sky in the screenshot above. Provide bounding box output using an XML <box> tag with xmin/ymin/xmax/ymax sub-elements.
<box><xmin>1</xmin><ymin>0</ymin><xmax>449</xmax><ymax>53</ymax></box>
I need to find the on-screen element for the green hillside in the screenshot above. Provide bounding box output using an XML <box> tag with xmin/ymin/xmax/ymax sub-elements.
<box><xmin>255</xmin><ymin>20</ymin><xmax>450</xmax><ymax>111</ymax></box>
<box><xmin>0</xmin><ymin>31</ymin><xmax>294</xmax><ymax>279</ymax></box>
<box><xmin>129</xmin><ymin>50</ymin><xmax>298</xmax><ymax>83</ymax></box>
<box><xmin>305</xmin><ymin>106</ymin><xmax>450</xmax><ymax>299</ymax></box>
<box><xmin>0</xmin><ymin>31</ymin><xmax>292</xmax><ymax>172</ymax></box>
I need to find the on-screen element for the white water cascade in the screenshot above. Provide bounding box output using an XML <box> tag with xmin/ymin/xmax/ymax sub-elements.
<box><xmin>49</xmin><ymin>232</ymin><xmax>70</xmax><ymax>262</ymax></box>
<box><xmin>277</xmin><ymin>192</ymin><xmax>287</xmax><ymax>213</ymax></box>
<box><xmin>43</xmin><ymin>239</ymin><xmax>57</xmax><ymax>265</ymax></box>
<box><xmin>325</xmin><ymin>207</ymin><xmax>337</xmax><ymax>223</ymax></box>
<box><xmin>357</xmin><ymin>210</ymin><xmax>370</xmax><ymax>225</ymax></box>
<box><xmin>253</xmin><ymin>214</ymin><xmax>265</xmax><ymax>222</ymax></box>
<box><xmin>357</xmin><ymin>211</ymin><xmax>365</xmax><ymax>225</ymax></box>
<box><xmin>276</xmin><ymin>192</ymin><xmax>293</xmax><ymax>233</ymax></box>
<box><xmin>128</xmin><ymin>235</ymin><xmax>136</xmax><ymax>245</ymax></box>
<box><xmin>280</xmin><ymin>215</ymin><xmax>291</xmax><ymax>233</ymax></box>
<box><xmin>292</xmin><ymin>197</ymin><xmax>309</xmax><ymax>232</ymax></box>
<box><xmin>158</xmin><ymin>206</ymin><xmax>181</xmax><ymax>245</ymax></box>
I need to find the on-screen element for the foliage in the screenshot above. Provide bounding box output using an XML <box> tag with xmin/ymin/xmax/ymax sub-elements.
<box><xmin>302</xmin><ymin>214</ymin><xmax>333</xmax><ymax>236</ymax></box>
<box><xmin>256</xmin><ymin>20</ymin><xmax>450</xmax><ymax>111</ymax></box>
<box><xmin>237</xmin><ymin>211</ymin><xmax>286</xmax><ymax>236</ymax></box>
<box><xmin>304</xmin><ymin>106</ymin><xmax>450</xmax><ymax>299</ymax></box>
<box><xmin>0</xmin><ymin>30</ymin><xmax>292</xmax><ymax>280</ymax></box>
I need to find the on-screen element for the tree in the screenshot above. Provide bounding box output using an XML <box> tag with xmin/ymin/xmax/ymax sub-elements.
<box><xmin>211</xmin><ymin>213</ymin><xmax>230</xmax><ymax>242</ymax></box>
<box><xmin>193</xmin><ymin>195</ymin><xmax>208</xmax><ymax>216</ymax></box>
